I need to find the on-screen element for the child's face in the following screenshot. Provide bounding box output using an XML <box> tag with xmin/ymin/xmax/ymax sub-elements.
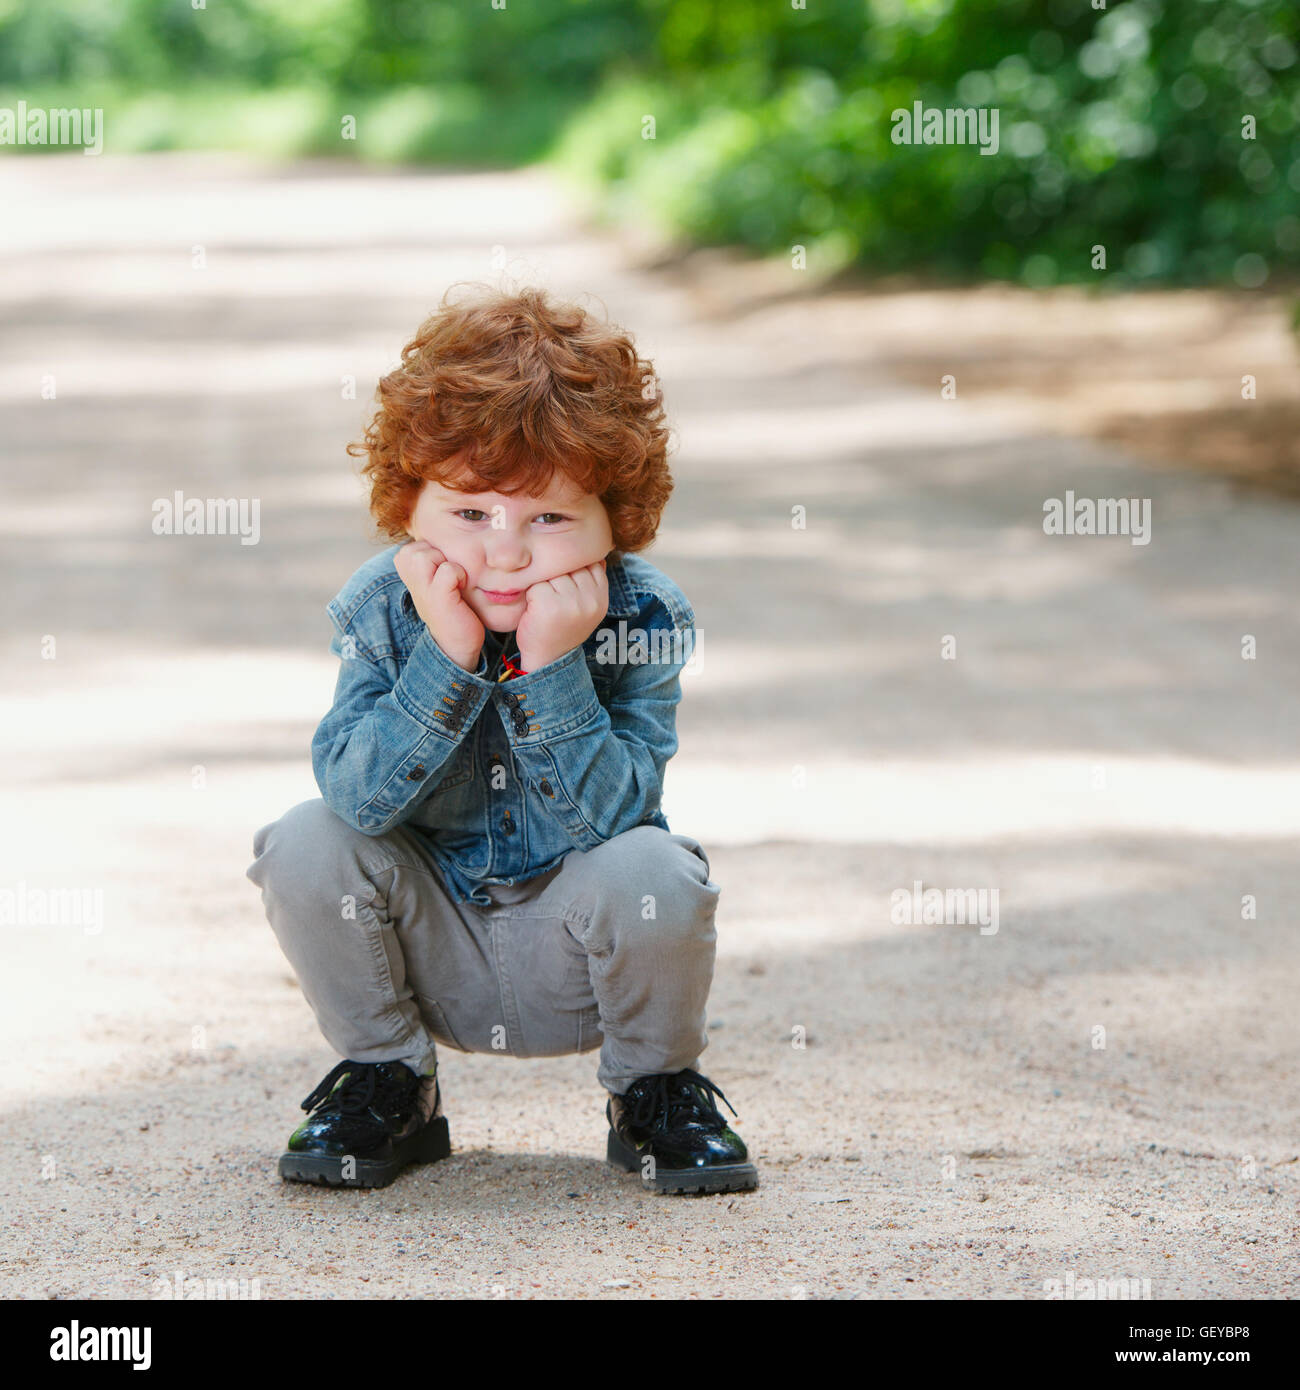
<box><xmin>407</xmin><ymin>472</ymin><xmax>614</xmax><ymax>632</ymax></box>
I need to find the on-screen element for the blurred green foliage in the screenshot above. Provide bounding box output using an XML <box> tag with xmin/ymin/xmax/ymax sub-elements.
<box><xmin>1</xmin><ymin>0</ymin><xmax>1296</xmax><ymax>287</ymax></box>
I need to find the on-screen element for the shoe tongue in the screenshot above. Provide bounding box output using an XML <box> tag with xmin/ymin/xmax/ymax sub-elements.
<box><xmin>670</xmin><ymin>1087</ymin><xmax>708</xmax><ymax>1120</ymax></box>
<box><xmin>648</xmin><ymin>1079</ymin><xmax>712</xmax><ymax>1126</ymax></box>
<box><xmin>335</xmin><ymin>1062</ymin><xmax>413</xmax><ymax>1110</ymax></box>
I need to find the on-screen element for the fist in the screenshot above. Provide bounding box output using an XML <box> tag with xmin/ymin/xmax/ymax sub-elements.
<box><xmin>515</xmin><ymin>559</ymin><xmax>608</xmax><ymax>674</ymax></box>
<box><xmin>394</xmin><ymin>539</ymin><xmax>485</xmax><ymax>672</ymax></box>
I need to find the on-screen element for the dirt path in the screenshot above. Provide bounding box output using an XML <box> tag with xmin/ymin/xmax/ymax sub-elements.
<box><xmin>1</xmin><ymin>154</ymin><xmax>1296</xmax><ymax>1299</ymax></box>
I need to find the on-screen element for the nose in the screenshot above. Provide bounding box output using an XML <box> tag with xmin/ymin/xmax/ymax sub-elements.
<box><xmin>482</xmin><ymin>532</ymin><xmax>529</xmax><ymax>575</ymax></box>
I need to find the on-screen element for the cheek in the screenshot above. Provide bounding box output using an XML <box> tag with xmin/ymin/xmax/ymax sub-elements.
<box><xmin>543</xmin><ymin>546</ymin><xmax>592</xmax><ymax>579</ymax></box>
<box><xmin>425</xmin><ymin>529</ymin><xmax>477</xmax><ymax>567</ymax></box>
<box><xmin>555</xmin><ymin>526</ymin><xmax>608</xmax><ymax>563</ymax></box>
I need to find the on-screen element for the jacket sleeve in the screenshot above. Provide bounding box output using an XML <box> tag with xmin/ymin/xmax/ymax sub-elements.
<box><xmin>498</xmin><ymin>612</ymin><xmax>694</xmax><ymax>851</ymax></box>
<box><xmin>311</xmin><ymin>618</ymin><xmax>496</xmax><ymax>835</ymax></box>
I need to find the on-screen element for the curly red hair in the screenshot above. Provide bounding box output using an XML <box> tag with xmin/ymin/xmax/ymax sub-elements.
<box><xmin>348</xmin><ymin>282</ymin><xmax>674</xmax><ymax>554</ymax></box>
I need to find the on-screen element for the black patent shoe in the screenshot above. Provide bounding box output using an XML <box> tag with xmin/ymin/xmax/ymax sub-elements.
<box><xmin>606</xmin><ymin>1068</ymin><xmax>759</xmax><ymax>1195</ymax></box>
<box><xmin>278</xmin><ymin>1059</ymin><xmax>450</xmax><ymax>1189</ymax></box>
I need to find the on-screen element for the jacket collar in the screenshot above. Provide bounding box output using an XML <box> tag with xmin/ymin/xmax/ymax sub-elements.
<box><xmin>603</xmin><ymin>551</ymin><xmax>639</xmax><ymax>618</ymax></box>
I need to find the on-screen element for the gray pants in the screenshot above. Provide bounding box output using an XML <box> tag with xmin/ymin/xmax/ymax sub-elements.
<box><xmin>245</xmin><ymin>799</ymin><xmax>721</xmax><ymax>1094</ymax></box>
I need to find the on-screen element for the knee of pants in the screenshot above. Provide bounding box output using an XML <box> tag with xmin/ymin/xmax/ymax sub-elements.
<box><xmin>246</xmin><ymin>797</ymin><xmax>363</xmax><ymax>897</ymax></box>
<box><xmin>593</xmin><ymin>825</ymin><xmax>720</xmax><ymax>949</ymax></box>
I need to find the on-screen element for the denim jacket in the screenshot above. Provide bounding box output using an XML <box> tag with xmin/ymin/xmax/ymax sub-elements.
<box><xmin>311</xmin><ymin>544</ymin><xmax>698</xmax><ymax>907</ymax></box>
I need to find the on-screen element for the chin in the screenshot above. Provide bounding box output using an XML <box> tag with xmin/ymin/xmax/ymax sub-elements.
<box><xmin>471</xmin><ymin>604</ymin><xmax>514</xmax><ymax>626</ymax></box>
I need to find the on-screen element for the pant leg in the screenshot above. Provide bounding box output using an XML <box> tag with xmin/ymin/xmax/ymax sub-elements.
<box><xmin>245</xmin><ymin>797</ymin><xmax>501</xmax><ymax>1075</ymax></box>
<box><xmin>498</xmin><ymin>824</ymin><xmax>721</xmax><ymax>1093</ymax></box>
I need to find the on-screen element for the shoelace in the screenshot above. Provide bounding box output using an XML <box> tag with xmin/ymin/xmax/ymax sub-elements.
<box><xmin>626</xmin><ymin>1068</ymin><xmax>738</xmax><ymax>1133</ymax></box>
<box><xmin>300</xmin><ymin>1059</ymin><xmax>416</xmax><ymax>1129</ymax></box>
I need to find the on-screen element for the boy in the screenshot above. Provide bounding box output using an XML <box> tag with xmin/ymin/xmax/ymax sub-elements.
<box><xmin>246</xmin><ymin>283</ymin><xmax>758</xmax><ymax>1195</ymax></box>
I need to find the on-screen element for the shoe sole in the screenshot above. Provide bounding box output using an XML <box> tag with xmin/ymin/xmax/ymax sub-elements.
<box><xmin>278</xmin><ymin>1116</ymin><xmax>451</xmax><ymax>1189</ymax></box>
<box><xmin>605</xmin><ymin>1130</ymin><xmax>759</xmax><ymax>1195</ymax></box>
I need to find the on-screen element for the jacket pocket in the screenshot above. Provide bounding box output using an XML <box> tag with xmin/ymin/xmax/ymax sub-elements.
<box><xmin>432</xmin><ymin>742</ymin><xmax>474</xmax><ymax>792</ymax></box>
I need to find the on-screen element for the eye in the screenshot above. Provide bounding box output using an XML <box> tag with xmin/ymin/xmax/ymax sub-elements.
<box><xmin>536</xmin><ymin>513</ymin><xmax>569</xmax><ymax>525</ymax></box>
<box><xmin>454</xmin><ymin>509</ymin><xmax>487</xmax><ymax>521</ymax></box>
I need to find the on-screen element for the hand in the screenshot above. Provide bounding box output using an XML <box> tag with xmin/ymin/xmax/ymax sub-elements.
<box><xmin>514</xmin><ymin>559</ymin><xmax>608</xmax><ymax>674</ymax></box>
<box><xmin>394</xmin><ymin>539</ymin><xmax>485</xmax><ymax>672</ymax></box>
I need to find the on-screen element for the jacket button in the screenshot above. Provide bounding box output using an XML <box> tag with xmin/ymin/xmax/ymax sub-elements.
<box><xmin>539</xmin><ymin>779</ymin><xmax>554</xmax><ymax>797</ymax></box>
<box><xmin>407</xmin><ymin>765</ymin><xmax>426</xmax><ymax>780</ymax></box>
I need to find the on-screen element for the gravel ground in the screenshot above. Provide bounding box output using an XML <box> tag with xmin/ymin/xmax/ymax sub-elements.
<box><xmin>1</xmin><ymin>154</ymin><xmax>1297</xmax><ymax>1300</ymax></box>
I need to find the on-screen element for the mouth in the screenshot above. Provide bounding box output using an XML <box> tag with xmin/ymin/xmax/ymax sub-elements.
<box><xmin>480</xmin><ymin>588</ymin><xmax>525</xmax><ymax>604</ymax></box>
